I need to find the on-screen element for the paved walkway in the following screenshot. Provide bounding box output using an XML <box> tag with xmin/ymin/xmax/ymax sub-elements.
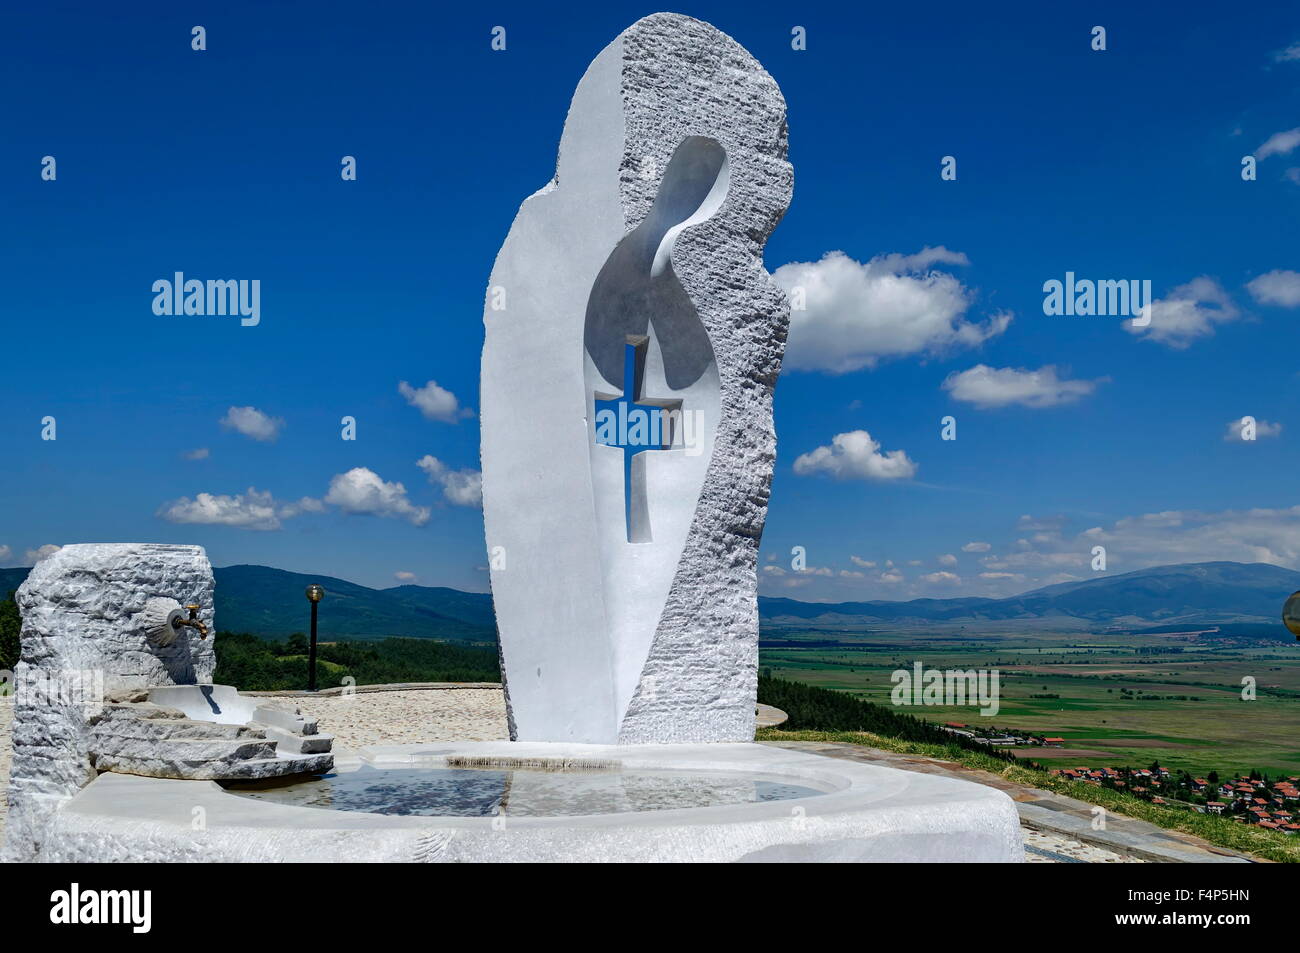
<box><xmin>764</xmin><ymin>740</ymin><xmax>1257</xmax><ymax>863</ymax></box>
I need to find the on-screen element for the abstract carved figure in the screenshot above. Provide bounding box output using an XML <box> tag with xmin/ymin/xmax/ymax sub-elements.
<box><xmin>480</xmin><ymin>13</ymin><xmax>793</xmax><ymax>743</ymax></box>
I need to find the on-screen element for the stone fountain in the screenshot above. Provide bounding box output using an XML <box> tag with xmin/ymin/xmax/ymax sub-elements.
<box><xmin>2</xmin><ymin>13</ymin><xmax>1021</xmax><ymax>863</ymax></box>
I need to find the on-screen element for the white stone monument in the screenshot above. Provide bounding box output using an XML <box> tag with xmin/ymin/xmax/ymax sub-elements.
<box><xmin>1</xmin><ymin>15</ymin><xmax>1023</xmax><ymax>864</ymax></box>
<box><xmin>481</xmin><ymin>12</ymin><xmax>793</xmax><ymax>744</ymax></box>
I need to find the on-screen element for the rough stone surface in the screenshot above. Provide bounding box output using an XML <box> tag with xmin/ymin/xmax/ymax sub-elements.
<box><xmin>82</xmin><ymin>688</ymin><xmax>334</xmax><ymax>780</ymax></box>
<box><xmin>481</xmin><ymin>12</ymin><xmax>791</xmax><ymax>744</ymax></box>
<box><xmin>3</xmin><ymin>543</ymin><xmax>215</xmax><ymax>861</ymax></box>
<box><xmin>615</xmin><ymin>16</ymin><xmax>792</xmax><ymax>744</ymax></box>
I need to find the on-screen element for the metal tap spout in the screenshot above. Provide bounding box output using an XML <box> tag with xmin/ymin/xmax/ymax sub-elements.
<box><xmin>173</xmin><ymin>603</ymin><xmax>208</xmax><ymax>639</ymax></box>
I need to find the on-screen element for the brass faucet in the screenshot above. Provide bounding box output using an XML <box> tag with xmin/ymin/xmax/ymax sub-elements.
<box><xmin>173</xmin><ymin>604</ymin><xmax>209</xmax><ymax>640</ymax></box>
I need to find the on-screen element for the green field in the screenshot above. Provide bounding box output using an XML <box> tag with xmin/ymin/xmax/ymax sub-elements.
<box><xmin>760</xmin><ymin>626</ymin><xmax>1300</xmax><ymax>778</ymax></box>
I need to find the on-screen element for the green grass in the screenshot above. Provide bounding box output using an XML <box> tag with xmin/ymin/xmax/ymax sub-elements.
<box><xmin>761</xmin><ymin>630</ymin><xmax>1300</xmax><ymax>777</ymax></box>
<box><xmin>758</xmin><ymin>728</ymin><xmax>1300</xmax><ymax>863</ymax></box>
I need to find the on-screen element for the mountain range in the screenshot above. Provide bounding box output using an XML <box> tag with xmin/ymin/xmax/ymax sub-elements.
<box><xmin>0</xmin><ymin>560</ymin><xmax>1295</xmax><ymax>641</ymax></box>
<box><xmin>759</xmin><ymin>561</ymin><xmax>1300</xmax><ymax>628</ymax></box>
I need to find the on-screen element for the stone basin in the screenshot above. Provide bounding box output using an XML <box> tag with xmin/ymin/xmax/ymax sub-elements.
<box><xmin>147</xmin><ymin>684</ymin><xmax>261</xmax><ymax>724</ymax></box>
<box><xmin>38</xmin><ymin>741</ymin><xmax>1024</xmax><ymax>863</ymax></box>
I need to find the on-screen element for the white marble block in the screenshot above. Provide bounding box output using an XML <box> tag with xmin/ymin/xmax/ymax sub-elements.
<box><xmin>481</xmin><ymin>13</ymin><xmax>792</xmax><ymax>744</ymax></box>
<box><xmin>3</xmin><ymin>543</ymin><xmax>215</xmax><ymax>860</ymax></box>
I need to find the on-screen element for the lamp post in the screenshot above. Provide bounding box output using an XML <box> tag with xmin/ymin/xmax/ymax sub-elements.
<box><xmin>305</xmin><ymin>584</ymin><xmax>325</xmax><ymax>692</ymax></box>
<box><xmin>1283</xmin><ymin>591</ymin><xmax>1300</xmax><ymax>642</ymax></box>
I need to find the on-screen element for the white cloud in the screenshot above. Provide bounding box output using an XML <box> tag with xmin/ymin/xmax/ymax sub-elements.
<box><xmin>1074</xmin><ymin>505</ymin><xmax>1300</xmax><ymax>570</ymax></box>
<box><xmin>399</xmin><ymin>380</ymin><xmax>474</xmax><ymax>423</ymax></box>
<box><xmin>1017</xmin><ymin>514</ymin><xmax>1067</xmax><ymax>534</ymax></box>
<box><xmin>0</xmin><ymin>545</ymin><xmax>10</xmax><ymax>565</ymax></box>
<box><xmin>158</xmin><ymin>487</ymin><xmax>287</xmax><ymax>530</ymax></box>
<box><xmin>962</xmin><ymin>541</ymin><xmax>991</xmax><ymax>552</ymax></box>
<box><xmin>25</xmin><ymin>544</ymin><xmax>61</xmax><ymax>564</ymax></box>
<box><xmin>920</xmin><ymin>571</ymin><xmax>961</xmax><ymax>586</ymax></box>
<box><xmin>773</xmin><ymin>248</ymin><xmax>1011</xmax><ymax>373</ymax></box>
<box><xmin>1274</xmin><ymin>43</ymin><xmax>1300</xmax><ymax>63</ymax></box>
<box><xmin>879</xmin><ymin>568</ymin><xmax>905</xmax><ymax>584</ymax></box>
<box><xmin>974</xmin><ymin>504</ymin><xmax>1300</xmax><ymax>581</ymax></box>
<box><xmin>1123</xmin><ymin>277</ymin><xmax>1240</xmax><ymax>348</ymax></box>
<box><xmin>324</xmin><ymin>468</ymin><xmax>431</xmax><ymax>526</ymax></box>
<box><xmin>394</xmin><ymin>571</ymin><xmax>417</xmax><ymax>583</ymax></box>
<box><xmin>850</xmin><ymin>555</ymin><xmax>877</xmax><ymax>568</ymax></box>
<box><xmin>1257</xmin><ymin>127</ymin><xmax>1300</xmax><ymax>160</ymax></box>
<box><xmin>943</xmin><ymin>364</ymin><xmax>1103</xmax><ymax>409</ymax></box>
<box><xmin>182</xmin><ymin>447</ymin><xmax>210</xmax><ymax>461</ymax></box>
<box><xmin>1246</xmin><ymin>270</ymin><xmax>1300</xmax><ymax>308</ymax></box>
<box><xmin>219</xmin><ymin>406</ymin><xmax>284</xmax><ymax>442</ymax></box>
<box><xmin>980</xmin><ymin>550</ymin><xmax>1087</xmax><ymax>572</ymax></box>
<box><xmin>1224</xmin><ymin>417</ymin><xmax>1282</xmax><ymax>441</ymax></box>
<box><xmin>416</xmin><ymin>455</ymin><xmax>483</xmax><ymax>507</ymax></box>
<box><xmin>938</xmin><ymin>553</ymin><xmax>958</xmax><ymax>567</ymax></box>
<box><xmin>793</xmin><ymin>430</ymin><xmax>917</xmax><ymax>481</ymax></box>
<box><xmin>278</xmin><ymin>496</ymin><xmax>326</xmax><ymax>518</ymax></box>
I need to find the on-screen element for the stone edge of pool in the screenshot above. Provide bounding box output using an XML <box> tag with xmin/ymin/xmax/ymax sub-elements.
<box><xmin>36</xmin><ymin>741</ymin><xmax>1024</xmax><ymax>863</ymax></box>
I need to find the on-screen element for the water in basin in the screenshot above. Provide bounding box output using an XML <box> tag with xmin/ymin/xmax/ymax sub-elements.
<box><xmin>222</xmin><ymin>763</ymin><xmax>827</xmax><ymax>817</ymax></box>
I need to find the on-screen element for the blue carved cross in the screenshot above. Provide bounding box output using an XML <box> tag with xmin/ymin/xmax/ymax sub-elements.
<box><xmin>593</xmin><ymin>336</ymin><xmax>682</xmax><ymax>543</ymax></box>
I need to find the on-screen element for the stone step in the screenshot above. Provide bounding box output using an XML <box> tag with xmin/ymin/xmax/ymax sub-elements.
<box><xmin>93</xmin><ymin>750</ymin><xmax>333</xmax><ymax>781</ymax></box>
<box><xmin>97</xmin><ymin>702</ymin><xmax>187</xmax><ymax>722</ymax></box>
<box><xmin>213</xmin><ymin>752</ymin><xmax>334</xmax><ymax>781</ymax></box>
<box><xmin>251</xmin><ymin>704</ymin><xmax>319</xmax><ymax>736</ymax></box>
<box><xmin>92</xmin><ymin>734</ymin><xmax>279</xmax><ymax>765</ymax></box>
<box><xmin>91</xmin><ymin>715</ymin><xmax>264</xmax><ymax>743</ymax></box>
<box><xmin>251</xmin><ymin>722</ymin><xmax>333</xmax><ymax>754</ymax></box>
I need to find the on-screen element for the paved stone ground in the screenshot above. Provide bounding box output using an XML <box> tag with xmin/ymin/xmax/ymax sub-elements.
<box><xmin>1024</xmin><ymin>827</ymin><xmax>1143</xmax><ymax>863</ymax></box>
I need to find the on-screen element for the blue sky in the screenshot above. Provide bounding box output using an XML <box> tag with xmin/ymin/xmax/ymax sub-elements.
<box><xmin>3</xmin><ymin>1</ymin><xmax>1299</xmax><ymax>600</ymax></box>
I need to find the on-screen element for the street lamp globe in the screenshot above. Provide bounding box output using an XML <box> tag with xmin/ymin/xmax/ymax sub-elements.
<box><xmin>1283</xmin><ymin>590</ymin><xmax>1300</xmax><ymax>640</ymax></box>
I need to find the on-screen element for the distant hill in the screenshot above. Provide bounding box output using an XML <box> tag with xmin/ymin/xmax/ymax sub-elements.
<box><xmin>0</xmin><ymin>564</ymin><xmax>496</xmax><ymax>642</ymax></box>
<box><xmin>757</xmin><ymin>561</ymin><xmax>1300</xmax><ymax>629</ymax></box>
<box><xmin>212</xmin><ymin>565</ymin><xmax>495</xmax><ymax>641</ymax></box>
<box><xmin>0</xmin><ymin>568</ymin><xmax>27</xmax><ymax>599</ymax></box>
<box><xmin>3</xmin><ymin>560</ymin><xmax>1298</xmax><ymax>639</ymax></box>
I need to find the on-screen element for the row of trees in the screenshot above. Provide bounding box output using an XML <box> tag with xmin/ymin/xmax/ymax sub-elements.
<box><xmin>0</xmin><ymin>596</ymin><xmax>501</xmax><ymax>691</ymax></box>
<box><xmin>756</xmin><ymin>672</ymin><xmax>1026</xmax><ymax>765</ymax></box>
<box><xmin>212</xmin><ymin>631</ymin><xmax>500</xmax><ymax>691</ymax></box>
<box><xmin>0</xmin><ymin>590</ymin><xmax>19</xmax><ymax>672</ymax></box>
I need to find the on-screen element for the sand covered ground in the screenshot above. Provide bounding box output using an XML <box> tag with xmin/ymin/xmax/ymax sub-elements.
<box><xmin>293</xmin><ymin>688</ymin><xmax>509</xmax><ymax>750</ymax></box>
